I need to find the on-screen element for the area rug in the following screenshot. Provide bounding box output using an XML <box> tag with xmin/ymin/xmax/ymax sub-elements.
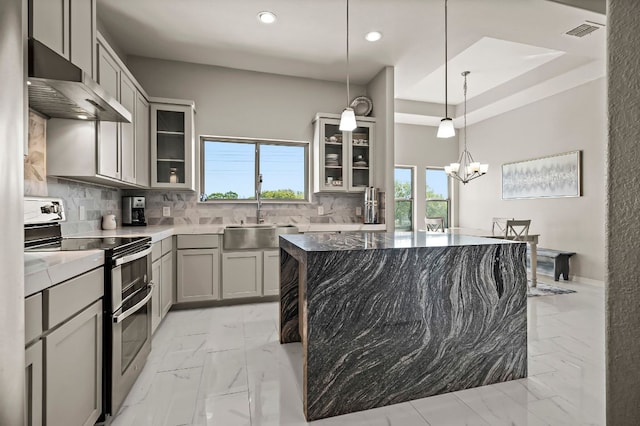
<box><xmin>527</xmin><ymin>282</ymin><xmax>577</xmax><ymax>297</ymax></box>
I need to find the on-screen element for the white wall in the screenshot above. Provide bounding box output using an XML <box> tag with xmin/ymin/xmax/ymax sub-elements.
<box><xmin>395</xmin><ymin>124</ymin><xmax>460</xmax><ymax>230</ymax></box>
<box><xmin>0</xmin><ymin>0</ymin><xmax>25</xmax><ymax>423</ymax></box>
<box><xmin>458</xmin><ymin>78</ymin><xmax>606</xmax><ymax>281</ymax></box>
<box><xmin>127</xmin><ymin>56</ymin><xmax>366</xmax><ymax>146</ymax></box>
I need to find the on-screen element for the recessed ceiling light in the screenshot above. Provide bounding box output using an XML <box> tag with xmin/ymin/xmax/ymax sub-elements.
<box><xmin>365</xmin><ymin>31</ymin><xmax>382</xmax><ymax>42</ymax></box>
<box><xmin>257</xmin><ymin>11</ymin><xmax>277</xmax><ymax>24</ymax></box>
<box><xmin>77</xmin><ymin>114</ymin><xmax>88</xmax><ymax>120</ymax></box>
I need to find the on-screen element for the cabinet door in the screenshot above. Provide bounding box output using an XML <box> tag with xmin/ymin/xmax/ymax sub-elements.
<box><xmin>32</xmin><ymin>0</ymin><xmax>69</xmax><ymax>59</ymax></box>
<box><xmin>25</xmin><ymin>341</ymin><xmax>43</xmax><ymax>426</ymax></box>
<box><xmin>317</xmin><ymin>118</ymin><xmax>347</xmax><ymax>192</ymax></box>
<box><xmin>222</xmin><ymin>251</ymin><xmax>262</xmax><ymax>299</ymax></box>
<box><xmin>45</xmin><ymin>300</ymin><xmax>102</xmax><ymax>426</ymax></box>
<box><xmin>135</xmin><ymin>93</ymin><xmax>150</xmax><ymax>187</ymax></box>
<box><xmin>69</xmin><ymin>0</ymin><xmax>96</xmax><ymax>78</ymax></box>
<box><xmin>177</xmin><ymin>249</ymin><xmax>219</xmax><ymax>303</ymax></box>
<box><xmin>150</xmin><ymin>103</ymin><xmax>194</xmax><ymax>190</ymax></box>
<box><xmin>151</xmin><ymin>259</ymin><xmax>161</xmax><ymax>334</ymax></box>
<box><xmin>160</xmin><ymin>252</ymin><xmax>174</xmax><ymax>317</ymax></box>
<box><xmin>120</xmin><ymin>74</ymin><xmax>136</xmax><ymax>184</ymax></box>
<box><xmin>348</xmin><ymin>121</ymin><xmax>374</xmax><ymax>192</ymax></box>
<box><xmin>263</xmin><ymin>250</ymin><xmax>280</xmax><ymax>296</ymax></box>
<box><xmin>97</xmin><ymin>45</ymin><xmax>120</xmax><ymax>179</ymax></box>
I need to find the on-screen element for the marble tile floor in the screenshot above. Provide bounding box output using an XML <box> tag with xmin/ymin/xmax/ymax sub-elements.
<box><xmin>111</xmin><ymin>277</ymin><xmax>604</xmax><ymax>426</ymax></box>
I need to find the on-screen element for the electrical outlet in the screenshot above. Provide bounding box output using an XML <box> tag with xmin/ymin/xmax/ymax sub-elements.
<box><xmin>163</xmin><ymin>206</ymin><xmax>171</xmax><ymax>217</ymax></box>
<box><xmin>317</xmin><ymin>206</ymin><xmax>324</xmax><ymax>216</ymax></box>
<box><xmin>79</xmin><ymin>206</ymin><xmax>86</xmax><ymax>220</ymax></box>
<box><xmin>356</xmin><ymin>207</ymin><xmax>362</xmax><ymax>216</ymax></box>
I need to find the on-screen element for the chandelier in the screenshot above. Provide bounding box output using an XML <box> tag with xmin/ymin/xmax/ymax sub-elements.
<box><xmin>444</xmin><ymin>71</ymin><xmax>488</xmax><ymax>184</ymax></box>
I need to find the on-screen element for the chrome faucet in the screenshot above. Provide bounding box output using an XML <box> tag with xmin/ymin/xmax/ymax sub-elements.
<box><xmin>256</xmin><ymin>174</ymin><xmax>264</xmax><ymax>224</ymax></box>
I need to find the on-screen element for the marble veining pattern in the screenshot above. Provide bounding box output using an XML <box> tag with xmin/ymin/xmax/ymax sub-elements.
<box><xmin>279</xmin><ymin>232</ymin><xmax>528</xmax><ymax>420</ymax></box>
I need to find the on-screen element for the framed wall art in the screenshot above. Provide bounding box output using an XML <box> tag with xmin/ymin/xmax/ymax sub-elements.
<box><xmin>502</xmin><ymin>150</ymin><xmax>582</xmax><ymax>200</ymax></box>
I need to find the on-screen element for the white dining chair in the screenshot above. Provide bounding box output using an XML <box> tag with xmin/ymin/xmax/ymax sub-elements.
<box><xmin>504</xmin><ymin>219</ymin><xmax>531</xmax><ymax>241</ymax></box>
<box><xmin>492</xmin><ymin>217</ymin><xmax>513</xmax><ymax>235</ymax></box>
<box><xmin>425</xmin><ymin>217</ymin><xmax>445</xmax><ymax>232</ymax></box>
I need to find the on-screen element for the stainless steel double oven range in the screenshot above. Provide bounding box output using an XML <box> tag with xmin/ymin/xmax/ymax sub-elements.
<box><xmin>24</xmin><ymin>197</ymin><xmax>153</xmax><ymax>421</ymax></box>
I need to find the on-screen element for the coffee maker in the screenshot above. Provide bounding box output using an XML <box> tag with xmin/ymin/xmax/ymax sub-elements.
<box><xmin>363</xmin><ymin>187</ymin><xmax>379</xmax><ymax>224</ymax></box>
<box><xmin>122</xmin><ymin>196</ymin><xmax>146</xmax><ymax>226</ymax></box>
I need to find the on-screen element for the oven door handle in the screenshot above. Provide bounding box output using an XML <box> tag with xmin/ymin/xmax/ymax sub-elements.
<box><xmin>114</xmin><ymin>246</ymin><xmax>152</xmax><ymax>266</ymax></box>
<box><xmin>112</xmin><ymin>283</ymin><xmax>154</xmax><ymax>324</ymax></box>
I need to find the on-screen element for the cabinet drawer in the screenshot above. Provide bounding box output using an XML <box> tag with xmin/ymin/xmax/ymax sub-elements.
<box><xmin>152</xmin><ymin>241</ymin><xmax>162</xmax><ymax>261</ymax></box>
<box><xmin>25</xmin><ymin>293</ymin><xmax>43</xmax><ymax>344</ymax></box>
<box><xmin>44</xmin><ymin>267</ymin><xmax>104</xmax><ymax>330</ymax></box>
<box><xmin>161</xmin><ymin>236</ymin><xmax>174</xmax><ymax>255</ymax></box>
<box><xmin>177</xmin><ymin>234</ymin><xmax>220</xmax><ymax>249</ymax></box>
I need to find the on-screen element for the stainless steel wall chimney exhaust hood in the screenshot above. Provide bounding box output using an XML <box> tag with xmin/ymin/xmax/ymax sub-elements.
<box><xmin>28</xmin><ymin>39</ymin><xmax>131</xmax><ymax>123</ymax></box>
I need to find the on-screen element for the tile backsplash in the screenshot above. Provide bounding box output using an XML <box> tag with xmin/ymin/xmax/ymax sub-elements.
<box><xmin>26</xmin><ymin>111</ymin><xmax>381</xmax><ymax>230</ymax></box>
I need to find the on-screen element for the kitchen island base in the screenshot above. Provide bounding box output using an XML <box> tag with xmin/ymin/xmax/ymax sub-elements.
<box><xmin>279</xmin><ymin>232</ymin><xmax>528</xmax><ymax>421</ymax></box>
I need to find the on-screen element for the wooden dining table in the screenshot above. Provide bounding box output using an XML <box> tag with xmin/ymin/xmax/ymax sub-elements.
<box><xmin>445</xmin><ymin>227</ymin><xmax>540</xmax><ymax>287</ymax></box>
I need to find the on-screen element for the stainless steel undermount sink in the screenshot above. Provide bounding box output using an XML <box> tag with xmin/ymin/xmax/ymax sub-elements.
<box><xmin>223</xmin><ymin>224</ymin><xmax>299</xmax><ymax>249</ymax></box>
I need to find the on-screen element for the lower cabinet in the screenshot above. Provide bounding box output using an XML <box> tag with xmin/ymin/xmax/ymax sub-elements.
<box><xmin>25</xmin><ymin>340</ymin><xmax>43</xmax><ymax>426</ymax></box>
<box><xmin>151</xmin><ymin>237</ymin><xmax>175</xmax><ymax>334</ymax></box>
<box><xmin>221</xmin><ymin>250</ymin><xmax>280</xmax><ymax>299</ymax></box>
<box><xmin>161</xmin><ymin>252</ymin><xmax>174</xmax><ymax>317</ymax></box>
<box><xmin>222</xmin><ymin>251</ymin><xmax>262</xmax><ymax>299</ymax></box>
<box><xmin>151</xmin><ymin>258</ymin><xmax>162</xmax><ymax>333</ymax></box>
<box><xmin>177</xmin><ymin>248</ymin><xmax>220</xmax><ymax>302</ymax></box>
<box><xmin>44</xmin><ymin>300</ymin><xmax>102</xmax><ymax>426</ymax></box>
<box><xmin>263</xmin><ymin>250</ymin><xmax>280</xmax><ymax>296</ymax></box>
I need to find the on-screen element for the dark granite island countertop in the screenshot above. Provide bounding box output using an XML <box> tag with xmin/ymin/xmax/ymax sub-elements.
<box><xmin>279</xmin><ymin>231</ymin><xmax>528</xmax><ymax>421</ymax></box>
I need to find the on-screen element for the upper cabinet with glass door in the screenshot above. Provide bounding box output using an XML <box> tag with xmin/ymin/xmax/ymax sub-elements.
<box><xmin>150</xmin><ymin>98</ymin><xmax>196</xmax><ymax>190</ymax></box>
<box><xmin>313</xmin><ymin>113</ymin><xmax>375</xmax><ymax>193</ymax></box>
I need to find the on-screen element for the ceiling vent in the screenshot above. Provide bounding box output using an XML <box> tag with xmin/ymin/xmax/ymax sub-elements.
<box><xmin>565</xmin><ymin>21</ymin><xmax>604</xmax><ymax>38</ymax></box>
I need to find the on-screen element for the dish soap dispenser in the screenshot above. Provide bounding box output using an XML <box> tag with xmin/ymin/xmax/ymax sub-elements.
<box><xmin>102</xmin><ymin>213</ymin><xmax>117</xmax><ymax>230</ymax></box>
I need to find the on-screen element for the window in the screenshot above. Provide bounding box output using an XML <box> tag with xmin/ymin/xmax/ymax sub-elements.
<box><xmin>201</xmin><ymin>137</ymin><xmax>309</xmax><ymax>202</ymax></box>
<box><xmin>394</xmin><ymin>167</ymin><xmax>414</xmax><ymax>231</ymax></box>
<box><xmin>425</xmin><ymin>168</ymin><xmax>451</xmax><ymax>228</ymax></box>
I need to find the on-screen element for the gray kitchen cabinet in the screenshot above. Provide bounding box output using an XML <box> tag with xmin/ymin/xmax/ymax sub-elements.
<box><xmin>263</xmin><ymin>250</ymin><xmax>280</xmax><ymax>296</ymax></box>
<box><xmin>151</xmin><ymin>257</ymin><xmax>162</xmax><ymax>334</ymax></box>
<box><xmin>160</xmin><ymin>237</ymin><xmax>176</xmax><ymax>318</ymax></box>
<box><xmin>120</xmin><ymin>73</ymin><xmax>137</xmax><ymax>184</ymax></box>
<box><xmin>25</xmin><ymin>340</ymin><xmax>43</xmax><ymax>426</ymax></box>
<box><xmin>97</xmin><ymin>41</ymin><xmax>121</xmax><ymax>180</ymax></box>
<box><xmin>135</xmin><ymin>93</ymin><xmax>150</xmax><ymax>187</ymax></box>
<box><xmin>313</xmin><ymin>113</ymin><xmax>376</xmax><ymax>193</ymax></box>
<box><xmin>222</xmin><ymin>251</ymin><xmax>262</xmax><ymax>299</ymax></box>
<box><xmin>150</xmin><ymin>99</ymin><xmax>196</xmax><ymax>190</ymax></box>
<box><xmin>45</xmin><ymin>299</ymin><xmax>102</xmax><ymax>426</ymax></box>
<box><xmin>31</xmin><ymin>0</ymin><xmax>96</xmax><ymax>78</ymax></box>
<box><xmin>177</xmin><ymin>249</ymin><xmax>220</xmax><ymax>303</ymax></box>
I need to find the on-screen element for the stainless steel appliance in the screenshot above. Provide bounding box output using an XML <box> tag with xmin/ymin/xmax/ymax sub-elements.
<box><xmin>363</xmin><ymin>187</ymin><xmax>379</xmax><ymax>224</ymax></box>
<box><xmin>24</xmin><ymin>197</ymin><xmax>153</xmax><ymax>421</ymax></box>
<box><xmin>122</xmin><ymin>196</ymin><xmax>147</xmax><ymax>226</ymax></box>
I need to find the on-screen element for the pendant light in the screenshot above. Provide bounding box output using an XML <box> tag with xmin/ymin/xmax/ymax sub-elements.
<box><xmin>444</xmin><ymin>71</ymin><xmax>488</xmax><ymax>184</ymax></box>
<box><xmin>437</xmin><ymin>0</ymin><xmax>455</xmax><ymax>138</ymax></box>
<box><xmin>339</xmin><ymin>0</ymin><xmax>357</xmax><ymax>131</ymax></box>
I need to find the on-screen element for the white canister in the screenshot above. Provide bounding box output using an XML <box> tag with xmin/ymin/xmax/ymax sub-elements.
<box><xmin>102</xmin><ymin>214</ymin><xmax>117</xmax><ymax>230</ymax></box>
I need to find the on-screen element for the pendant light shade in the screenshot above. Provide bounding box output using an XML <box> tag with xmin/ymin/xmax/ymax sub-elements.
<box><xmin>437</xmin><ymin>0</ymin><xmax>455</xmax><ymax>139</ymax></box>
<box><xmin>339</xmin><ymin>107</ymin><xmax>357</xmax><ymax>131</ymax></box>
<box><xmin>339</xmin><ymin>0</ymin><xmax>357</xmax><ymax>132</ymax></box>
<box><xmin>437</xmin><ymin>118</ymin><xmax>455</xmax><ymax>138</ymax></box>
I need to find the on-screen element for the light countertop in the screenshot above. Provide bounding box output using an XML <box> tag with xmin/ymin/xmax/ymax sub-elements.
<box><xmin>24</xmin><ymin>250</ymin><xmax>105</xmax><ymax>297</ymax></box>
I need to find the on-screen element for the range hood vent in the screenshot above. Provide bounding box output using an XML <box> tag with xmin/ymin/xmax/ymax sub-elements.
<box><xmin>28</xmin><ymin>39</ymin><xmax>131</xmax><ymax>123</ymax></box>
<box><xmin>565</xmin><ymin>21</ymin><xmax>604</xmax><ymax>38</ymax></box>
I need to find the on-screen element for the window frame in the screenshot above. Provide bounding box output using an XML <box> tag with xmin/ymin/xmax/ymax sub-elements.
<box><xmin>199</xmin><ymin>135</ymin><xmax>310</xmax><ymax>203</ymax></box>
<box><xmin>425</xmin><ymin>167</ymin><xmax>452</xmax><ymax>228</ymax></box>
<box><xmin>394</xmin><ymin>165</ymin><xmax>415</xmax><ymax>231</ymax></box>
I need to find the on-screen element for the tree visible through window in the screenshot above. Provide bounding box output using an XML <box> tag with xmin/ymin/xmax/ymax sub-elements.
<box><xmin>201</xmin><ymin>138</ymin><xmax>308</xmax><ymax>202</ymax></box>
<box><xmin>426</xmin><ymin>168</ymin><xmax>450</xmax><ymax>228</ymax></box>
<box><xmin>394</xmin><ymin>167</ymin><xmax>413</xmax><ymax>231</ymax></box>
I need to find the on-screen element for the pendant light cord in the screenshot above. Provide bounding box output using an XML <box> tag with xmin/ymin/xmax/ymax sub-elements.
<box><xmin>346</xmin><ymin>0</ymin><xmax>350</xmax><ymax>106</ymax></box>
<box><xmin>444</xmin><ymin>0</ymin><xmax>448</xmax><ymax>118</ymax></box>
<box><xmin>463</xmin><ymin>72</ymin><xmax>467</xmax><ymax>150</ymax></box>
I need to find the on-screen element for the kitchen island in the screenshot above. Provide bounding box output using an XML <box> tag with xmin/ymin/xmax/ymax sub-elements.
<box><xmin>279</xmin><ymin>231</ymin><xmax>528</xmax><ymax>421</ymax></box>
